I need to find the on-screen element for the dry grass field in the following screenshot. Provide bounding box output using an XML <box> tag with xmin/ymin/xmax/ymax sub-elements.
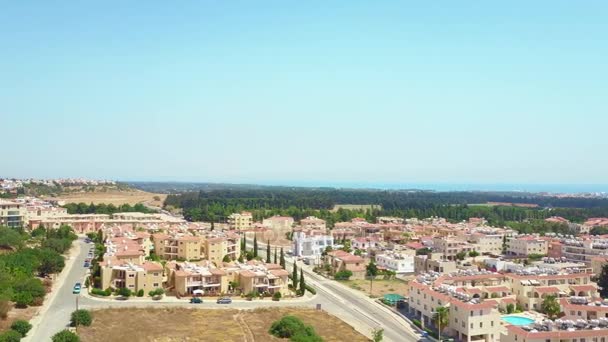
<box><xmin>78</xmin><ymin>307</ymin><xmax>368</xmax><ymax>342</ymax></box>
<box><xmin>52</xmin><ymin>189</ymin><xmax>166</xmax><ymax>207</ymax></box>
<box><xmin>340</xmin><ymin>278</ymin><xmax>411</xmax><ymax>298</ymax></box>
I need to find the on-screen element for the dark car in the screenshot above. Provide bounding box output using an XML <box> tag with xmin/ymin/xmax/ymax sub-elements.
<box><xmin>190</xmin><ymin>297</ymin><xmax>203</xmax><ymax>304</ymax></box>
<box><xmin>84</xmin><ymin>262</ymin><xmax>90</xmax><ymax>268</ymax></box>
<box><xmin>216</xmin><ymin>297</ymin><xmax>232</xmax><ymax>304</ymax></box>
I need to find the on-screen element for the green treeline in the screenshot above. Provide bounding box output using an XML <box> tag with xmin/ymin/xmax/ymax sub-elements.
<box><xmin>63</xmin><ymin>202</ymin><xmax>155</xmax><ymax>215</ymax></box>
<box><xmin>165</xmin><ymin>189</ymin><xmax>608</xmax><ymax>231</ymax></box>
<box><xmin>0</xmin><ymin>225</ymin><xmax>76</xmax><ymax>309</ymax></box>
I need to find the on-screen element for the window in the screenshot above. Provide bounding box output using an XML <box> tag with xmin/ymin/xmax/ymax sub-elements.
<box><xmin>480</xmin><ymin>322</ymin><xmax>483</xmax><ymax>328</ymax></box>
<box><xmin>470</xmin><ymin>323</ymin><xmax>473</xmax><ymax>329</ymax></box>
<box><xmin>479</xmin><ymin>310</ymin><xmax>482</xmax><ymax>315</ymax></box>
<box><xmin>470</xmin><ymin>311</ymin><xmax>473</xmax><ymax>316</ymax></box>
<box><xmin>128</xmin><ymin>274</ymin><xmax>135</xmax><ymax>278</ymax></box>
<box><xmin>153</xmin><ymin>283</ymin><xmax>159</xmax><ymax>287</ymax></box>
<box><xmin>491</xmin><ymin>321</ymin><xmax>494</xmax><ymax>327</ymax></box>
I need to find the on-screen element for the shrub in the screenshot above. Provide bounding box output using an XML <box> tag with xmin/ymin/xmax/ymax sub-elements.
<box><xmin>52</xmin><ymin>329</ymin><xmax>80</xmax><ymax>342</ymax></box>
<box><xmin>334</xmin><ymin>270</ymin><xmax>353</xmax><ymax>280</ymax></box>
<box><xmin>117</xmin><ymin>287</ymin><xmax>131</xmax><ymax>298</ymax></box>
<box><xmin>269</xmin><ymin>315</ymin><xmax>322</xmax><ymax>341</ymax></box>
<box><xmin>424</xmin><ymin>327</ymin><xmax>438</xmax><ymax>339</ymax></box>
<box><xmin>0</xmin><ymin>330</ymin><xmax>22</xmax><ymax>342</ymax></box>
<box><xmin>304</xmin><ymin>284</ymin><xmax>316</xmax><ymax>295</ymax></box>
<box><xmin>13</xmin><ymin>292</ymin><xmax>33</xmax><ymax>308</ymax></box>
<box><xmin>10</xmin><ymin>319</ymin><xmax>32</xmax><ymax>337</ymax></box>
<box><xmin>137</xmin><ymin>289</ymin><xmax>144</xmax><ymax>297</ymax></box>
<box><xmin>412</xmin><ymin>319</ymin><xmax>422</xmax><ymax>328</ymax></box>
<box><xmin>273</xmin><ymin>292</ymin><xmax>282</xmax><ymax>301</ymax></box>
<box><xmin>104</xmin><ymin>288</ymin><xmax>112</xmax><ymax>296</ymax></box>
<box><xmin>70</xmin><ymin>309</ymin><xmax>92</xmax><ymax>327</ymax></box>
<box><xmin>84</xmin><ymin>277</ymin><xmax>90</xmax><ymax>288</ymax></box>
<box><xmin>148</xmin><ymin>288</ymin><xmax>164</xmax><ymax>298</ymax></box>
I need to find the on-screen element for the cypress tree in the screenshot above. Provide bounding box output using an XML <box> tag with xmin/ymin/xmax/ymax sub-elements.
<box><xmin>280</xmin><ymin>248</ymin><xmax>285</xmax><ymax>269</ymax></box>
<box><xmin>253</xmin><ymin>234</ymin><xmax>258</xmax><ymax>258</ymax></box>
<box><xmin>292</xmin><ymin>262</ymin><xmax>298</xmax><ymax>290</ymax></box>
<box><xmin>274</xmin><ymin>248</ymin><xmax>278</xmax><ymax>264</ymax></box>
<box><xmin>299</xmin><ymin>269</ymin><xmax>305</xmax><ymax>296</ymax></box>
<box><xmin>266</xmin><ymin>239</ymin><xmax>271</xmax><ymax>263</ymax></box>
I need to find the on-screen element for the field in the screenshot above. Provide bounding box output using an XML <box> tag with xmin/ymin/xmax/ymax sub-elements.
<box><xmin>51</xmin><ymin>189</ymin><xmax>166</xmax><ymax>207</ymax></box>
<box><xmin>331</xmin><ymin>204</ymin><xmax>381</xmax><ymax>212</ymax></box>
<box><xmin>340</xmin><ymin>278</ymin><xmax>411</xmax><ymax>298</ymax></box>
<box><xmin>78</xmin><ymin>307</ymin><xmax>368</xmax><ymax>342</ymax></box>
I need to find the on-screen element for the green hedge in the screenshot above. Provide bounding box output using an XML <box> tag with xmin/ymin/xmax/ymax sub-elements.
<box><xmin>412</xmin><ymin>319</ymin><xmax>421</xmax><ymax>328</ymax></box>
<box><xmin>304</xmin><ymin>284</ymin><xmax>316</xmax><ymax>295</ymax></box>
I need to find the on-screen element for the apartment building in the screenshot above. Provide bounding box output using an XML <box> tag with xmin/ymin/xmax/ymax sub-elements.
<box><xmin>376</xmin><ymin>251</ymin><xmax>415</xmax><ymax>273</ymax></box>
<box><xmin>503</xmin><ymin>324</ymin><xmax>608</xmax><ymax>342</ymax></box>
<box><xmin>262</xmin><ymin>215</ymin><xmax>294</xmax><ymax>230</ymax></box>
<box><xmin>467</xmin><ymin>233</ymin><xmax>503</xmax><ymax>255</ymax></box>
<box><xmin>203</xmin><ymin>236</ymin><xmax>240</xmax><ymax>263</ymax></box>
<box><xmin>433</xmin><ymin>237</ymin><xmax>474</xmax><ymax>260</ymax></box>
<box><xmin>0</xmin><ymin>199</ymin><xmax>26</xmax><ymax>228</ymax></box>
<box><xmin>228</xmin><ymin>211</ymin><xmax>253</xmax><ymax>230</ymax></box>
<box><xmin>414</xmin><ymin>253</ymin><xmax>458</xmax><ymax>274</ymax></box>
<box><xmin>408</xmin><ymin>272</ymin><xmax>507</xmax><ymax>342</ymax></box>
<box><xmin>237</xmin><ymin>264</ymin><xmax>289</xmax><ymax>296</ymax></box>
<box><xmin>351</xmin><ymin>236</ymin><xmax>381</xmax><ymax>250</ymax></box>
<box><xmin>506</xmin><ymin>236</ymin><xmax>548</xmax><ymax>256</ymax></box>
<box><xmin>292</xmin><ymin>228</ymin><xmax>334</xmax><ymax>259</ymax></box>
<box><xmin>506</xmin><ymin>269</ymin><xmax>595</xmax><ymax>311</ymax></box>
<box><xmin>169</xmin><ymin>261</ymin><xmax>228</xmax><ymax>296</ymax></box>
<box><xmin>325</xmin><ymin>250</ymin><xmax>366</xmax><ymax>279</ymax></box>
<box><xmin>100</xmin><ymin>259</ymin><xmax>164</xmax><ymax>292</ymax></box>
<box><xmin>153</xmin><ymin>233</ymin><xmax>203</xmax><ymax>261</ymax></box>
<box><xmin>300</xmin><ymin>216</ymin><xmax>326</xmax><ymax>230</ymax></box>
<box><xmin>561</xmin><ymin>238</ymin><xmax>608</xmax><ymax>264</ymax></box>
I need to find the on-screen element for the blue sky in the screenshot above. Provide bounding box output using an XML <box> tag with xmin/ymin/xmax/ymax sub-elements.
<box><xmin>1</xmin><ymin>1</ymin><xmax>607</xmax><ymax>186</ymax></box>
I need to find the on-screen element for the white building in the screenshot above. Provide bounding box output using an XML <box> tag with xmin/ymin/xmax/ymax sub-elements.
<box><xmin>376</xmin><ymin>251</ymin><xmax>415</xmax><ymax>273</ymax></box>
<box><xmin>292</xmin><ymin>228</ymin><xmax>334</xmax><ymax>261</ymax></box>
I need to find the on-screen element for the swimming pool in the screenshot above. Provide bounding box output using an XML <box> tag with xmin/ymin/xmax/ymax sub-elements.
<box><xmin>502</xmin><ymin>316</ymin><xmax>535</xmax><ymax>326</ymax></box>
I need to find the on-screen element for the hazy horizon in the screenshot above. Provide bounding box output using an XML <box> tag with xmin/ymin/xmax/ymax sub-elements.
<box><xmin>2</xmin><ymin>2</ymin><xmax>607</xmax><ymax>184</ymax></box>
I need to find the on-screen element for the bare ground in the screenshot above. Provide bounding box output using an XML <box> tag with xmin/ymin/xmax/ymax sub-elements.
<box><xmin>78</xmin><ymin>307</ymin><xmax>368</xmax><ymax>342</ymax></box>
<box><xmin>52</xmin><ymin>189</ymin><xmax>166</xmax><ymax>207</ymax></box>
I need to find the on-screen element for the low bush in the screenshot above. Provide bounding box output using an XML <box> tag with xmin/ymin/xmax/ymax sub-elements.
<box><xmin>52</xmin><ymin>329</ymin><xmax>80</xmax><ymax>342</ymax></box>
<box><xmin>272</xmin><ymin>292</ymin><xmax>282</xmax><ymax>301</ymax></box>
<box><xmin>0</xmin><ymin>330</ymin><xmax>22</xmax><ymax>342</ymax></box>
<box><xmin>70</xmin><ymin>309</ymin><xmax>92</xmax><ymax>327</ymax></box>
<box><xmin>11</xmin><ymin>319</ymin><xmax>32</xmax><ymax>337</ymax></box>
<box><xmin>412</xmin><ymin>319</ymin><xmax>421</xmax><ymax>328</ymax></box>
<box><xmin>91</xmin><ymin>288</ymin><xmax>109</xmax><ymax>296</ymax></box>
<box><xmin>424</xmin><ymin>328</ymin><xmax>438</xmax><ymax>339</ymax></box>
<box><xmin>13</xmin><ymin>292</ymin><xmax>33</xmax><ymax>308</ymax></box>
<box><xmin>304</xmin><ymin>284</ymin><xmax>316</xmax><ymax>295</ymax></box>
<box><xmin>269</xmin><ymin>315</ymin><xmax>323</xmax><ymax>342</ymax></box>
<box><xmin>117</xmin><ymin>287</ymin><xmax>131</xmax><ymax>298</ymax></box>
<box><xmin>334</xmin><ymin>270</ymin><xmax>353</xmax><ymax>280</ymax></box>
<box><xmin>137</xmin><ymin>289</ymin><xmax>144</xmax><ymax>297</ymax></box>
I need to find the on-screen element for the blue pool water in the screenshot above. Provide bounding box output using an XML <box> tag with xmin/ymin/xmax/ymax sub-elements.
<box><xmin>502</xmin><ymin>316</ymin><xmax>535</xmax><ymax>326</ymax></box>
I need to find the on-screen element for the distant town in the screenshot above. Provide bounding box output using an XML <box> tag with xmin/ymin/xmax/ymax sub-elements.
<box><xmin>2</xmin><ymin>178</ymin><xmax>608</xmax><ymax>342</ymax></box>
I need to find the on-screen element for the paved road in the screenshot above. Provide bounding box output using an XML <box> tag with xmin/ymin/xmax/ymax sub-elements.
<box><xmin>27</xmin><ymin>238</ymin><xmax>91</xmax><ymax>341</ymax></box>
<box><xmin>249</xmin><ymin>240</ymin><xmax>422</xmax><ymax>342</ymax></box>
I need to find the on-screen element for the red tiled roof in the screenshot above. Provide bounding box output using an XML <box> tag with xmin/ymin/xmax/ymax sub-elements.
<box><xmin>533</xmin><ymin>286</ymin><xmax>561</xmax><ymax>294</ymax></box>
<box><xmin>570</xmin><ymin>284</ymin><xmax>596</xmax><ymax>292</ymax></box>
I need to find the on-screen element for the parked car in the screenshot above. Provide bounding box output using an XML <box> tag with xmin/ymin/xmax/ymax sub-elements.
<box><xmin>84</xmin><ymin>262</ymin><xmax>90</xmax><ymax>268</ymax></box>
<box><xmin>73</xmin><ymin>283</ymin><xmax>82</xmax><ymax>294</ymax></box>
<box><xmin>190</xmin><ymin>297</ymin><xmax>203</xmax><ymax>304</ymax></box>
<box><xmin>216</xmin><ymin>297</ymin><xmax>232</xmax><ymax>304</ymax></box>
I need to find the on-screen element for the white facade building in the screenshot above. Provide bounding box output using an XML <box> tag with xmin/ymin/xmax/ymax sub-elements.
<box><xmin>292</xmin><ymin>229</ymin><xmax>334</xmax><ymax>260</ymax></box>
<box><xmin>376</xmin><ymin>251</ymin><xmax>415</xmax><ymax>273</ymax></box>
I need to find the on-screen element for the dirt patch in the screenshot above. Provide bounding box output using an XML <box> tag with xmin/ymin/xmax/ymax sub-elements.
<box><xmin>340</xmin><ymin>278</ymin><xmax>411</xmax><ymax>298</ymax></box>
<box><xmin>0</xmin><ymin>304</ymin><xmax>38</xmax><ymax>333</ymax></box>
<box><xmin>52</xmin><ymin>190</ymin><xmax>166</xmax><ymax>207</ymax></box>
<box><xmin>78</xmin><ymin>307</ymin><xmax>368</xmax><ymax>342</ymax></box>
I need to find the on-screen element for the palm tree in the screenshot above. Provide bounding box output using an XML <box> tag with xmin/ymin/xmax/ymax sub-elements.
<box><xmin>433</xmin><ymin>306</ymin><xmax>449</xmax><ymax>341</ymax></box>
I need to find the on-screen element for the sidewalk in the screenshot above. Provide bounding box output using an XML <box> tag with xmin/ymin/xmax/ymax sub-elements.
<box><xmin>24</xmin><ymin>240</ymin><xmax>81</xmax><ymax>342</ymax></box>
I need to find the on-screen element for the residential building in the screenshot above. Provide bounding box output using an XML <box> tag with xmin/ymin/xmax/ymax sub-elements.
<box><xmin>300</xmin><ymin>216</ymin><xmax>326</xmax><ymax>230</ymax></box>
<box><xmin>351</xmin><ymin>236</ymin><xmax>381</xmax><ymax>250</ymax></box>
<box><xmin>292</xmin><ymin>227</ymin><xmax>334</xmax><ymax>260</ymax></box>
<box><xmin>228</xmin><ymin>211</ymin><xmax>253</xmax><ymax>230</ymax></box>
<box><xmin>203</xmin><ymin>236</ymin><xmax>240</xmax><ymax>264</ymax></box>
<box><xmin>467</xmin><ymin>233</ymin><xmax>503</xmax><ymax>255</ymax></box>
<box><xmin>376</xmin><ymin>251</ymin><xmax>415</xmax><ymax>273</ymax></box>
<box><xmin>325</xmin><ymin>250</ymin><xmax>366</xmax><ymax>279</ymax></box>
<box><xmin>100</xmin><ymin>260</ymin><xmax>163</xmax><ymax>293</ymax></box>
<box><xmin>152</xmin><ymin>233</ymin><xmax>203</xmax><ymax>261</ymax></box>
<box><xmin>0</xmin><ymin>199</ymin><xmax>26</xmax><ymax>228</ymax></box>
<box><xmin>414</xmin><ymin>253</ymin><xmax>458</xmax><ymax>274</ymax></box>
<box><xmin>506</xmin><ymin>236</ymin><xmax>548</xmax><ymax>256</ymax></box>
<box><xmin>168</xmin><ymin>261</ymin><xmax>228</xmax><ymax>296</ymax></box>
<box><xmin>502</xmin><ymin>324</ymin><xmax>608</xmax><ymax>342</ymax></box>
<box><xmin>433</xmin><ymin>237</ymin><xmax>474</xmax><ymax>260</ymax></box>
